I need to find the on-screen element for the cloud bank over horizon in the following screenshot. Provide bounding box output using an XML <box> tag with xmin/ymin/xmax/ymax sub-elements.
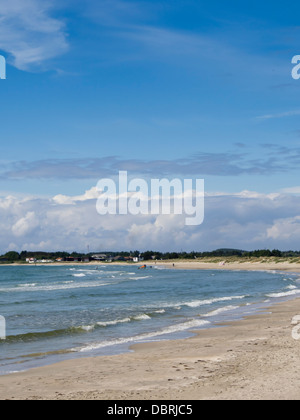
<box><xmin>1</xmin><ymin>188</ymin><xmax>300</xmax><ymax>254</ymax></box>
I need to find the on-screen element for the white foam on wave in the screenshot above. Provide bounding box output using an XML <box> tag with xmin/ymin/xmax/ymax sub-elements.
<box><xmin>72</xmin><ymin>273</ymin><xmax>86</xmax><ymax>278</ymax></box>
<box><xmin>81</xmin><ymin>325</ymin><xmax>95</xmax><ymax>332</ymax></box>
<box><xmin>77</xmin><ymin>319</ymin><xmax>210</xmax><ymax>353</ymax></box>
<box><xmin>74</xmin><ymin>313</ymin><xmax>154</xmax><ymax>335</ymax></box>
<box><xmin>154</xmin><ymin>309</ymin><xmax>166</xmax><ymax>314</ymax></box>
<box><xmin>182</xmin><ymin>295</ymin><xmax>245</xmax><ymax>308</ymax></box>
<box><xmin>134</xmin><ymin>314</ymin><xmax>151</xmax><ymax>321</ymax></box>
<box><xmin>94</xmin><ymin>313</ymin><xmax>152</xmax><ymax>328</ymax></box>
<box><xmin>1</xmin><ymin>280</ymin><xmax>110</xmax><ymax>293</ymax></box>
<box><xmin>96</xmin><ymin>317</ymin><xmax>131</xmax><ymax>327</ymax></box>
<box><xmin>203</xmin><ymin>305</ymin><xmax>240</xmax><ymax>317</ymax></box>
<box><xmin>72</xmin><ymin>269</ymin><xmax>96</xmax><ymax>273</ymax></box>
<box><xmin>267</xmin><ymin>289</ymin><xmax>300</xmax><ymax>298</ymax></box>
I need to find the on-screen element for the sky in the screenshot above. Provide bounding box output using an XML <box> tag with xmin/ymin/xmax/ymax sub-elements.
<box><xmin>1</xmin><ymin>0</ymin><xmax>300</xmax><ymax>253</ymax></box>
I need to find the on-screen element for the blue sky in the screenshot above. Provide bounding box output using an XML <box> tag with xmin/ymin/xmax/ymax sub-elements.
<box><xmin>1</xmin><ymin>0</ymin><xmax>300</xmax><ymax>252</ymax></box>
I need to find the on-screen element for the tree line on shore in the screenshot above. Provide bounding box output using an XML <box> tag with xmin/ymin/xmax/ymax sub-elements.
<box><xmin>0</xmin><ymin>248</ymin><xmax>299</xmax><ymax>263</ymax></box>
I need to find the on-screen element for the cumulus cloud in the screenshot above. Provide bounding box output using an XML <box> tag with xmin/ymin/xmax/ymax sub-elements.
<box><xmin>12</xmin><ymin>211</ymin><xmax>39</xmax><ymax>237</ymax></box>
<box><xmin>0</xmin><ymin>188</ymin><xmax>300</xmax><ymax>253</ymax></box>
<box><xmin>267</xmin><ymin>216</ymin><xmax>300</xmax><ymax>241</ymax></box>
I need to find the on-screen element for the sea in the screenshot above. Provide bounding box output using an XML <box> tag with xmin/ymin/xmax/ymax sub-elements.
<box><xmin>0</xmin><ymin>264</ymin><xmax>300</xmax><ymax>375</ymax></box>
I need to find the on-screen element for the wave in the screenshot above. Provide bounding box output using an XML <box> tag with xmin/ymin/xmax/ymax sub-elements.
<box><xmin>265</xmin><ymin>270</ymin><xmax>280</xmax><ymax>274</ymax></box>
<box><xmin>2</xmin><ymin>326</ymin><xmax>86</xmax><ymax>343</ymax></box>
<box><xmin>203</xmin><ymin>305</ymin><xmax>240</xmax><ymax>317</ymax></box>
<box><xmin>70</xmin><ymin>268</ymin><xmax>105</xmax><ymax>274</ymax></box>
<box><xmin>181</xmin><ymin>295</ymin><xmax>246</xmax><ymax>308</ymax></box>
<box><xmin>153</xmin><ymin>309</ymin><xmax>166</xmax><ymax>314</ymax></box>
<box><xmin>286</xmin><ymin>285</ymin><xmax>297</xmax><ymax>290</ymax></box>
<box><xmin>134</xmin><ymin>314</ymin><xmax>151</xmax><ymax>321</ymax></box>
<box><xmin>149</xmin><ymin>295</ymin><xmax>246</xmax><ymax>313</ymax></box>
<box><xmin>95</xmin><ymin>317</ymin><xmax>131</xmax><ymax>328</ymax></box>
<box><xmin>1</xmin><ymin>312</ymin><xmax>155</xmax><ymax>343</ymax></box>
<box><xmin>0</xmin><ymin>280</ymin><xmax>111</xmax><ymax>293</ymax></box>
<box><xmin>266</xmin><ymin>289</ymin><xmax>300</xmax><ymax>298</ymax></box>
<box><xmin>0</xmin><ymin>270</ymin><xmax>155</xmax><ymax>294</ymax></box>
<box><xmin>86</xmin><ymin>313</ymin><xmax>153</xmax><ymax>330</ymax></box>
<box><xmin>77</xmin><ymin>319</ymin><xmax>210</xmax><ymax>353</ymax></box>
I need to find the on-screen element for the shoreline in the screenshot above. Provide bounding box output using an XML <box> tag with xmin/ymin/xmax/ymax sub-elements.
<box><xmin>2</xmin><ymin>259</ymin><xmax>300</xmax><ymax>272</ymax></box>
<box><xmin>1</xmin><ymin>297</ymin><xmax>300</xmax><ymax>400</ymax></box>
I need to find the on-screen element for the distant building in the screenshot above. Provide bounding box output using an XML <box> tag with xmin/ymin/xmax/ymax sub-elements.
<box><xmin>112</xmin><ymin>256</ymin><xmax>125</xmax><ymax>261</ymax></box>
<box><xmin>133</xmin><ymin>256</ymin><xmax>144</xmax><ymax>263</ymax></box>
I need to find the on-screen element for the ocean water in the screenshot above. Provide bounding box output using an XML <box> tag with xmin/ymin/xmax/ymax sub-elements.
<box><xmin>0</xmin><ymin>264</ymin><xmax>299</xmax><ymax>375</ymax></box>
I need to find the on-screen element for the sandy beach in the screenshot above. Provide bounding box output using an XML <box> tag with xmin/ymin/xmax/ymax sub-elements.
<box><xmin>1</xmin><ymin>296</ymin><xmax>300</xmax><ymax>400</ymax></box>
<box><xmin>155</xmin><ymin>260</ymin><xmax>300</xmax><ymax>273</ymax></box>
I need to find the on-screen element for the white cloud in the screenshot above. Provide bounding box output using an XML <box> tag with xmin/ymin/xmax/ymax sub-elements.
<box><xmin>0</xmin><ymin>188</ymin><xmax>300</xmax><ymax>253</ymax></box>
<box><xmin>256</xmin><ymin>110</ymin><xmax>300</xmax><ymax>121</ymax></box>
<box><xmin>267</xmin><ymin>216</ymin><xmax>300</xmax><ymax>241</ymax></box>
<box><xmin>281</xmin><ymin>186</ymin><xmax>300</xmax><ymax>194</ymax></box>
<box><xmin>0</xmin><ymin>0</ymin><xmax>69</xmax><ymax>70</ymax></box>
<box><xmin>53</xmin><ymin>187</ymin><xmax>100</xmax><ymax>205</ymax></box>
<box><xmin>12</xmin><ymin>211</ymin><xmax>39</xmax><ymax>237</ymax></box>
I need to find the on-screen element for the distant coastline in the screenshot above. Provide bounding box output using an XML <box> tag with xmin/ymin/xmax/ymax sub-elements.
<box><xmin>2</xmin><ymin>257</ymin><xmax>300</xmax><ymax>273</ymax></box>
<box><xmin>0</xmin><ymin>248</ymin><xmax>296</xmax><ymax>266</ymax></box>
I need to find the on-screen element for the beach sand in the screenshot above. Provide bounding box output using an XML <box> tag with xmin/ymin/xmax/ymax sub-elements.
<box><xmin>1</xmin><ymin>297</ymin><xmax>300</xmax><ymax>400</ymax></box>
<box><xmin>156</xmin><ymin>260</ymin><xmax>300</xmax><ymax>272</ymax></box>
